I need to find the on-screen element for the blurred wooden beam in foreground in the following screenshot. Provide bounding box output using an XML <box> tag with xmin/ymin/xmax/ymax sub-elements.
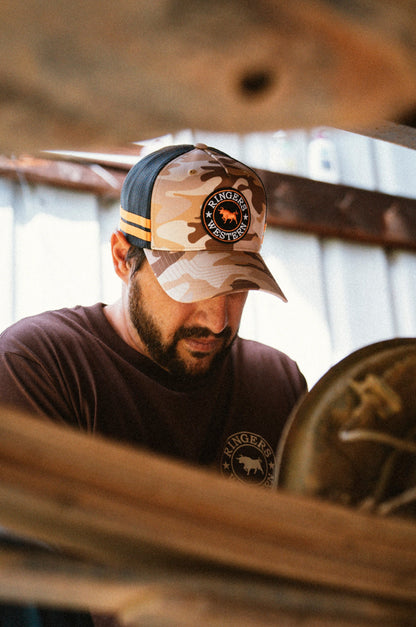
<box><xmin>0</xmin><ymin>405</ymin><xmax>415</xmax><ymax>624</ymax></box>
<box><xmin>2</xmin><ymin>1</ymin><xmax>416</xmax><ymax>154</ymax></box>
<box><xmin>0</xmin><ymin>543</ymin><xmax>414</xmax><ymax>626</ymax></box>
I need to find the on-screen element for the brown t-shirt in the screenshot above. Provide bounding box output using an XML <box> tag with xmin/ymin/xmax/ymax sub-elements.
<box><xmin>0</xmin><ymin>302</ymin><xmax>306</xmax><ymax>481</ymax></box>
<box><xmin>0</xmin><ymin>303</ymin><xmax>306</xmax><ymax>625</ymax></box>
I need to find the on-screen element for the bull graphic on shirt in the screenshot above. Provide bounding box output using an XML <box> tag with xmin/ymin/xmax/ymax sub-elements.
<box><xmin>237</xmin><ymin>454</ymin><xmax>263</xmax><ymax>475</ymax></box>
<box><xmin>221</xmin><ymin>431</ymin><xmax>275</xmax><ymax>487</ymax></box>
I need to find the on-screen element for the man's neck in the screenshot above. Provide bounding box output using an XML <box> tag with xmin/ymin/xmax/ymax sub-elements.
<box><xmin>103</xmin><ymin>300</ymin><xmax>149</xmax><ymax>357</ymax></box>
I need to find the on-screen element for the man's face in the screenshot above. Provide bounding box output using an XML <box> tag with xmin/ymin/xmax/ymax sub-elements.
<box><xmin>127</xmin><ymin>260</ymin><xmax>247</xmax><ymax>380</ymax></box>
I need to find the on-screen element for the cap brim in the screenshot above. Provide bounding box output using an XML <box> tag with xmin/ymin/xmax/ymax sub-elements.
<box><xmin>144</xmin><ymin>249</ymin><xmax>287</xmax><ymax>303</ymax></box>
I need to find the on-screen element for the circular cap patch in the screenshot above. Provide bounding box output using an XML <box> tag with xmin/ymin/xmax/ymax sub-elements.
<box><xmin>201</xmin><ymin>188</ymin><xmax>251</xmax><ymax>243</ymax></box>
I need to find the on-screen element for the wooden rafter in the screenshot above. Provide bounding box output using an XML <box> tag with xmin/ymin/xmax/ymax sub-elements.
<box><xmin>0</xmin><ymin>405</ymin><xmax>415</xmax><ymax>624</ymax></box>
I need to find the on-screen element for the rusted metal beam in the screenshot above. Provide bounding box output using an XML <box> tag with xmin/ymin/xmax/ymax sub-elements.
<box><xmin>2</xmin><ymin>153</ymin><xmax>416</xmax><ymax>251</ymax></box>
<box><xmin>260</xmin><ymin>169</ymin><xmax>416</xmax><ymax>251</ymax></box>
<box><xmin>0</xmin><ymin>155</ymin><xmax>127</xmax><ymax>198</ymax></box>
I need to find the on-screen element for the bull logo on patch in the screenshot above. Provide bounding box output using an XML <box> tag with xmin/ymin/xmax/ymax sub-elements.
<box><xmin>201</xmin><ymin>188</ymin><xmax>250</xmax><ymax>243</ymax></box>
<box><xmin>221</xmin><ymin>431</ymin><xmax>275</xmax><ymax>487</ymax></box>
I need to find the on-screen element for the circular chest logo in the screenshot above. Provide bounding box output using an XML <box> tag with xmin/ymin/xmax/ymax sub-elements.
<box><xmin>221</xmin><ymin>431</ymin><xmax>275</xmax><ymax>487</ymax></box>
<box><xmin>201</xmin><ymin>188</ymin><xmax>251</xmax><ymax>243</ymax></box>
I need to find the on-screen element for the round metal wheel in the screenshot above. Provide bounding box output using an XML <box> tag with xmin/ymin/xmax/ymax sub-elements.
<box><xmin>276</xmin><ymin>338</ymin><xmax>416</xmax><ymax>518</ymax></box>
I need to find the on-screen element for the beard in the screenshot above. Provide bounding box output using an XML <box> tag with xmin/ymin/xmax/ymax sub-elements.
<box><xmin>128</xmin><ymin>280</ymin><xmax>235</xmax><ymax>381</ymax></box>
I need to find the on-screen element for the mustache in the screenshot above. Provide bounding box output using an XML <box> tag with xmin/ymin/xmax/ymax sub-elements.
<box><xmin>174</xmin><ymin>326</ymin><xmax>232</xmax><ymax>342</ymax></box>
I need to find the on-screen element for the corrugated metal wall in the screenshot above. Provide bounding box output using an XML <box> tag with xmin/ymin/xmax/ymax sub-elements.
<box><xmin>1</xmin><ymin>127</ymin><xmax>416</xmax><ymax>388</ymax></box>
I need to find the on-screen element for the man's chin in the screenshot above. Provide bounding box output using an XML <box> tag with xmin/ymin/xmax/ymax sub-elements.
<box><xmin>176</xmin><ymin>353</ymin><xmax>216</xmax><ymax>378</ymax></box>
<box><xmin>174</xmin><ymin>344</ymin><xmax>233</xmax><ymax>380</ymax></box>
<box><xmin>146</xmin><ymin>336</ymin><xmax>234</xmax><ymax>380</ymax></box>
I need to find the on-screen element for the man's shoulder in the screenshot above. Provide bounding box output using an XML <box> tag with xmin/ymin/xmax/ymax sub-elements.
<box><xmin>233</xmin><ymin>336</ymin><xmax>307</xmax><ymax>392</ymax></box>
<box><xmin>234</xmin><ymin>336</ymin><xmax>297</xmax><ymax>364</ymax></box>
<box><xmin>0</xmin><ymin>304</ymin><xmax>104</xmax><ymax>352</ymax></box>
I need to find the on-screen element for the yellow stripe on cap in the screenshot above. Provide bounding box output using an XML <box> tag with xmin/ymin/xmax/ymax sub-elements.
<box><xmin>119</xmin><ymin>217</ymin><xmax>152</xmax><ymax>242</ymax></box>
<box><xmin>120</xmin><ymin>207</ymin><xmax>151</xmax><ymax>230</ymax></box>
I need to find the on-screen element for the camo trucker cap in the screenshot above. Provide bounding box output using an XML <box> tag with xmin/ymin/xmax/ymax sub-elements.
<box><xmin>120</xmin><ymin>143</ymin><xmax>287</xmax><ymax>303</ymax></box>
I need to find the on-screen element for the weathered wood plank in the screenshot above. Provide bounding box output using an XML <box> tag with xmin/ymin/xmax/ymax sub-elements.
<box><xmin>0</xmin><ymin>405</ymin><xmax>415</xmax><ymax>609</ymax></box>
<box><xmin>1</xmin><ymin>544</ymin><xmax>414</xmax><ymax>626</ymax></box>
<box><xmin>2</xmin><ymin>2</ymin><xmax>416</xmax><ymax>154</ymax></box>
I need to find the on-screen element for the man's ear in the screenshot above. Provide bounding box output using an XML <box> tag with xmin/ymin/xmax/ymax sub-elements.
<box><xmin>110</xmin><ymin>230</ymin><xmax>131</xmax><ymax>283</ymax></box>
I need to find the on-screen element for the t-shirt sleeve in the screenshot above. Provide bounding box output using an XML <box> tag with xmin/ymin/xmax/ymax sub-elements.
<box><xmin>0</xmin><ymin>349</ymin><xmax>74</xmax><ymax>424</ymax></box>
<box><xmin>0</xmin><ymin>315</ymin><xmax>87</xmax><ymax>428</ymax></box>
<box><xmin>231</xmin><ymin>338</ymin><xmax>308</xmax><ymax>438</ymax></box>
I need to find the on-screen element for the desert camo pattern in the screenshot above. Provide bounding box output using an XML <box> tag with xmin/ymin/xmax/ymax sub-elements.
<box><xmin>150</xmin><ymin>146</ymin><xmax>266</xmax><ymax>252</ymax></box>
<box><xmin>145</xmin><ymin>249</ymin><xmax>287</xmax><ymax>303</ymax></box>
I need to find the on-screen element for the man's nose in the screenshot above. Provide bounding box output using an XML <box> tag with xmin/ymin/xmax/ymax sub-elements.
<box><xmin>195</xmin><ymin>295</ymin><xmax>229</xmax><ymax>335</ymax></box>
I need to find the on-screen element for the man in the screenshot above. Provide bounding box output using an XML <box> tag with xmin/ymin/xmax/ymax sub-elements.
<box><xmin>0</xmin><ymin>143</ymin><xmax>306</xmax><ymax>625</ymax></box>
